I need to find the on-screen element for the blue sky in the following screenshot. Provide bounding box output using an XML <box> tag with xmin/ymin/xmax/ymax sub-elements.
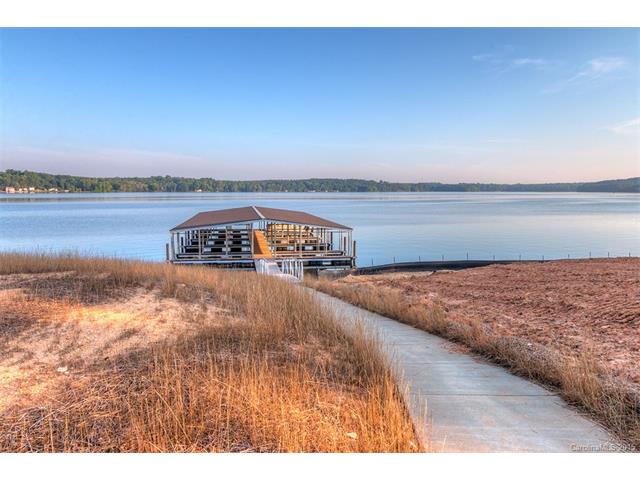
<box><xmin>0</xmin><ymin>28</ymin><xmax>638</xmax><ymax>182</ymax></box>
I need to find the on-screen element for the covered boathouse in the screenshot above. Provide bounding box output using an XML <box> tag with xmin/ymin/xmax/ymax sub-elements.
<box><xmin>168</xmin><ymin>206</ymin><xmax>355</xmax><ymax>270</ymax></box>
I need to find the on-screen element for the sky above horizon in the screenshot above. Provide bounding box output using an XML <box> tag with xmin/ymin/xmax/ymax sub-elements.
<box><xmin>0</xmin><ymin>28</ymin><xmax>638</xmax><ymax>183</ymax></box>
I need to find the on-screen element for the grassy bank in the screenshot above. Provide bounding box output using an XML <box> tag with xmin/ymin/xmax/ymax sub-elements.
<box><xmin>0</xmin><ymin>253</ymin><xmax>419</xmax><ymax>452</ymax></box>
<box><xmin>308</xmin><ymin>275</ymin><xmax>640</xmax><ymax>450</ymax></box>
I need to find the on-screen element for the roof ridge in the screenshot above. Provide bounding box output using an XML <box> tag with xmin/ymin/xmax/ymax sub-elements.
<box><xmin>251</xmin><ymin>206</ymin><xmax>265</xmax><ymax>219</ymax></box>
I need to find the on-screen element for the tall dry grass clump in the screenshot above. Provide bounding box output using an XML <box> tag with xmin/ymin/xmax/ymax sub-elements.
<box><xmin>0</xmin><ymin>253</ymin><xmax>420</xmax><ymax>452</ymax></box>
<box><xmin>308</xmin><ymin>277</ymin><xmax>640</xmax><ymax>450</ymax></box>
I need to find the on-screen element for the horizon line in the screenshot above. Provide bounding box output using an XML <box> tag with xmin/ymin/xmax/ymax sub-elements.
<box><xmin>2</xmin><ymin>169</ymin><xmax>638</xmax><ymax>185</ymax></box>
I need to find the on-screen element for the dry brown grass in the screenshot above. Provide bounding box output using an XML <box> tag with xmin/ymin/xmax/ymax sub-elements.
<box><xmin>0</xmin><ymin>253</ymin><xmax>420</xmax><ymax>452</ymax></box>
<box><xmin>308</xmin><ymin>276</ymin><xmax>640</xmax><ymax>450</ymax></box>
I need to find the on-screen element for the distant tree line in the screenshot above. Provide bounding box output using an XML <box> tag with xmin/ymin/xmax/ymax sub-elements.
<box><xmin>1</xmin><ymin>169</ymin><xmax>639</xmax><ymax>193</ymax></box>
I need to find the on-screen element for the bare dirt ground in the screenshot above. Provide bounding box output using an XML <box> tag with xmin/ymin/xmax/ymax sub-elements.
<box><xmin>0</xmin><ymin>272</ymin><xmax>217</xmax><ymax>412</ymax></box>
<box><xmin>339</xmin><ymin>258</ymin><xmax>640</xmax><ymax>384</ymax></box>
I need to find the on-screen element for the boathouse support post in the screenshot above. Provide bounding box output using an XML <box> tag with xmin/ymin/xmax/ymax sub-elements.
<box><xmin>250</xmin><ymin>224</ymin><xmax>254</xmax><ymax>257</ymax></box>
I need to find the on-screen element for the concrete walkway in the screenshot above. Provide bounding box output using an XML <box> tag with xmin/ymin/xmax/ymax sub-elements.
<box><xmin>313</xmin><ymin>290</ymin><xmax>618</xmax><ymax>452</ymax></box>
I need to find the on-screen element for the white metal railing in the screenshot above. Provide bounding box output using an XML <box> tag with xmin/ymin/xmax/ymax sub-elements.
<box><xmin>255</xmin><ymin>258</ymin><xmax>304</xmax><ymax>282</ymax></box>
<box><xmin>280</xmin><ymin>259</ymin><xmax>304</xmax><ymax>281</ymax></box>
<box><xmin>255</xmin><ymin>259</ymin><xmax>281</xmax><ymax>275</ymax></box>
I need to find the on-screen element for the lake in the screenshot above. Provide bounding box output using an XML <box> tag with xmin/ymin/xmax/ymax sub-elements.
<box><xmin>1</xmin><ymin>192</ymin><xmax>639</xmax><ymax>266</ymax></box>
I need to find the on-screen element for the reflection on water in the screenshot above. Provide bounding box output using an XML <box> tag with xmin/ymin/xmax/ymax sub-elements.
<box><xmin>1</xmin><ymin>192</ymin><xmax>639</xmax><ymax>266</ymax></box>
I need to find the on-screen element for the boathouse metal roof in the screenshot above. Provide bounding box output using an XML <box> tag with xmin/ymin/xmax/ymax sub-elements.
<box><xmin>171</xmin><ymin>206</ymin><xmax>351</xmax><ymax>231</ymax></box>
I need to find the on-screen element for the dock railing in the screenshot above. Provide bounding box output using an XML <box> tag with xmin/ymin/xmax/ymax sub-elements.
<box><xmin>355</xmin><ymin>251</ymin><xmax>636</xmax><ymax>274</ymax></box>
<box><xmin>280</xmin><ymin>259</ymin><xmax>304</xmax><ymax>281</ymax></box>
<box><xmin>255</xmin><ymin>258</ymin><xmax>304</xmax><ymax>282</ymax></box>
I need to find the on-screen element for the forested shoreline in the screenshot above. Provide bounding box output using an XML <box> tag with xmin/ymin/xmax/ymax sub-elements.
<box><xmin>2</xmin><ymin>169</ymin><xmax>638</xmax><ymax>193</ymax></box>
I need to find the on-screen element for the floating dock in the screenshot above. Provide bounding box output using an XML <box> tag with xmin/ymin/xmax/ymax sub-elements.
<box><xmin>353</xmin><ymin>259</ymin><xmax>520</xmax><ymax>275</ymax></box>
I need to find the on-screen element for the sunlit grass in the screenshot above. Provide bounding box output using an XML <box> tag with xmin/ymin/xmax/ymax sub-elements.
<box><xmin>0</xmin><ymin>253</ymin><xmax>420</xmax><ymax>452</ymax></box>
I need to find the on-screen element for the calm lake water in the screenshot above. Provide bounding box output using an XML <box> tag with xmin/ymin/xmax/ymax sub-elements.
<box><xmin>1</xmin><ymin>192</ymin><xmax>639</xmax><ymax>266</ymax></box>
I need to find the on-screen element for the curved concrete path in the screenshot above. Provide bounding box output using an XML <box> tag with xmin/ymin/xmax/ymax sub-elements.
<box><xmin>313</xmin><ymin>290</ymin><xmax>619</xmax><ymax>452</ymax></box>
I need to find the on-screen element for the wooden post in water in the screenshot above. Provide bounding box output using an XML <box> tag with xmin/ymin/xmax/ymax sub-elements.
<box><xmin>353</xmin><ymin>240</ymin><xmax>357</xmax><ymax>258</ymax></box>
<box><xmin>165</xmin><ymin>243</ymin><xmax>169</xmax><ymax>262</ymax></box>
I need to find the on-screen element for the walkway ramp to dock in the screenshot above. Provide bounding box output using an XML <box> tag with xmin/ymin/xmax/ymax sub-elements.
<box><xmin>312</xmin><ymin>290</ymin><xmax>619</xmax><ymax>452</ymax></box>
<box><xmin>253</xmin><ymin>230</ymin><xmax>273</xmax><ymax>258</ymax></box>
<box><xmin>255</xmin><ymin>258</ymin><xmax>303</xmax><ymax>283</ymax></box>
